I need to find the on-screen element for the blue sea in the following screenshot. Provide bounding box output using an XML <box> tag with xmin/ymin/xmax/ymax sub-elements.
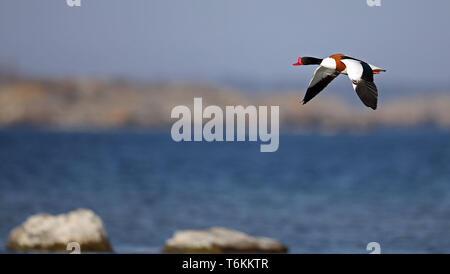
<box><xmin>0</xmin><ymin>129</ymin><xmax>449</xmax><ymax>253</ymax></box>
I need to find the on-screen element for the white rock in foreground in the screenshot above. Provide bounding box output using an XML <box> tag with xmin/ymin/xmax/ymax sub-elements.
<box><xmin>7</xmin><ymin>208</ymin><xmax>112</xmax><ymax>252</ymax></box>
<box><xmin>164</xmin><ymin>227</ymin><xmax>287</xmax><ymax>253</ymax></box>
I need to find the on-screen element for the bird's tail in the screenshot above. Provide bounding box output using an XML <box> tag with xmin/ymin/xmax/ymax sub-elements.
<box><xmin>369</xmin><ymin>64</ymin><xmax>386</xmax><ymax>74</ymax></box>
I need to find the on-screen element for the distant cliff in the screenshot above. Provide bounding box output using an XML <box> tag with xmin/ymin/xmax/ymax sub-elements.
<box><xmin>0</xmin><ymin>78</ymin><xmax>449</xmax><ymax>131</ymax></box>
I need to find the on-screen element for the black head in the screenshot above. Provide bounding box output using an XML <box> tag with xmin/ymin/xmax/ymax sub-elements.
<box><xmin>293</xmin><ymin>57</ymin><xmax>323</xmax><ymax>66</ymax></box>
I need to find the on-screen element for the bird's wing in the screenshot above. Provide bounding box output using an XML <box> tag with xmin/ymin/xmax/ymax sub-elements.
<box><xmin>302</xmin><ymin>66</ymin><xmax>340</xmax><ymax>104</ymax></box>
<box><xmin>341</xmin><ymin>58</ymin><xmax>378</xmax><ymax>110</ymax></box>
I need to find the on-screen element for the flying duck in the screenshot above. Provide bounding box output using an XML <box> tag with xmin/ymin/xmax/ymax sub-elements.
<box><xmin>293</xmin><ymin>54</ymin><xmax>386</xmax><ymax>110</ymax></box>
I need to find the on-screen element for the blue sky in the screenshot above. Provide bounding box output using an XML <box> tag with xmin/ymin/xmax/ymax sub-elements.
<box><xmin>1</xmin><ymin>0</ymin><xmax>449</xmax><ymax>91</ymax></box>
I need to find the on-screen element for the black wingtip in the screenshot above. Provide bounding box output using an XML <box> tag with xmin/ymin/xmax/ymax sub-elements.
<box><xmin>355</xmin><ymin>79</ymin><xmax>378</xmax><ymax>111</ymax></box>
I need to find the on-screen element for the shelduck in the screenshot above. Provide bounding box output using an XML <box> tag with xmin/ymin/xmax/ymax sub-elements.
<box><xmin>293</xmin><ymin>54</ymin><xmax>386</xmax><ymax>110</ymax></box>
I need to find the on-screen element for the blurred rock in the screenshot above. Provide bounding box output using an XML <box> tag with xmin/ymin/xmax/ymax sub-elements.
<box><xmin>164</xmin><ymin>227</ymin><xmax>287</xmax><ymax>253</ymax></box>
<box><xmin>7</xmin><ymin>208</ymin><xmax>112</xmax><ymax>252</ymax></box>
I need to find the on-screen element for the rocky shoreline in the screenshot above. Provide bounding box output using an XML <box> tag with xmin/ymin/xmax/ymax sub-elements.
<box><xmin>7</xmin><ymin>209</ymin><xmax>112</xmax><ymax>252</ymax></box>
<box><xmin>164</xmin><ymin>227</ymin><xmax>287</xmax><ymax>254</ymax></box>
<box><xmin>6</xmin><ymin>209</ymin><xmax>287</xmax><ymax>254</ymax></box>
<box><xmin>1</xmin><ymin>79</ymin><xmax>450</xmax><ymax>132</ymax></box>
